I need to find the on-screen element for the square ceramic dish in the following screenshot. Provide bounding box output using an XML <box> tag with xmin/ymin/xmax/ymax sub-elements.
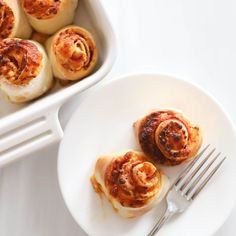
<box><xmin>0</xmin><ymin>0</ymin><xmax>116</xmax><ymax>167</ymax></box>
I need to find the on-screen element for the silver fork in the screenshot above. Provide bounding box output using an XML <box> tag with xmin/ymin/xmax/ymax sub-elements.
<box><xmin>148</xmin><ymin>145</ymin><xmax>226</xmax><ymax>236</ymax></box>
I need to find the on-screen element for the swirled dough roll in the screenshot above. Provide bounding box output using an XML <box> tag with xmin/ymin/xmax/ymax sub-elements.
<box><xmin>134</xmin><ymin>110</ymin><xmax>202</xmax><ymax>166</ymax></box>
<box><xmin>46</xmin><ymin>25</ymin><xmax>97</xmax><ymax>81</ymax></box>
<box><xmin>0</xmin><ymin>38</ymin><xmax>53</xmax><ymax>103</ymax></box>
<box><xmin>21</xmin><ymin>0</ymin><xmax>78</xmax><ymax>34</ymax></box>
<box><xmin>91</xmin><ymin>151</ymin><xmax>170</xmax><ymax>218</ymax></box>
<box><xmin>0</xmin><ymin>0</ymin><xmax>32</xmax><ymax>40</ymax></box>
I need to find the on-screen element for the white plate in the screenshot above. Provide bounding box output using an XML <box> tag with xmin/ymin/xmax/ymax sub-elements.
<box><xmin>58</xmin><ymin>73</ymin><xmax>236</xmax><ymax>236</ymax></box>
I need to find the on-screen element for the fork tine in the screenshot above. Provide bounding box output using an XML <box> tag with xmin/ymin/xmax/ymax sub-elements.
<box><xmin>184</xmin><ymin>152</ymin><xmax>221</xmax><ymax>197</ymax></box>
<box><xmin>191</xmin><ymin>156</ymin><xmax>226</xmax><ymax>200</ymax></box>
<box><xmin>178</xmin><ymin>148</ymin><xmax>216</xmax><ymax>191</ymax></box>
<box><xmin>175</xmin><ymin>144</ymin><xmax>210</xmax><ymax>187</ymax></box>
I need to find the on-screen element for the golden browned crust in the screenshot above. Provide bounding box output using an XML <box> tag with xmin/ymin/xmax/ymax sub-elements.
<box><xmin>0</xmin><ymin>0</ymin><xmax>14</xmax><ymax>40</ymax></box>
<box><xmin>0</xmin><ymin>38</ymin><xmax>42</xmax><ymax>85</ymax></box>
<box><xmin>135</xmin><ymin>110</ymin><xmax>202</xmax><ymax>166</ymax></box>
<box><xmin>104</xmin><ymin>151</ymin><xmax>162</xmax><ymax>208</ymax></box>
<box><xmin>22</xmin><ymin>0</ymin><xmax>61</xmax><ymax>20</ymax></box>
<box><xmin>53</xmin><ymin>27</ymin><xmax>97</xmax><ymax>79</ymax></box>
<box><xmin>90</xmin><ymin>175</ymin><xmax>103</xmax><ymax>195</ymax></box>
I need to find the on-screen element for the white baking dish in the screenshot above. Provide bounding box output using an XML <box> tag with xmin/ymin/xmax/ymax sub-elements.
<box><xmin>0</xmin><ymin>0</ymin><xmax>116</xmax><ymax>167</ymax></box>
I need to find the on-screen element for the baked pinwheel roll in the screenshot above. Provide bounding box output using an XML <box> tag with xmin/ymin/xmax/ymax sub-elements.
<box><xmin>134</xmin><ymin>110</ymin><xmax>202</xmax><ymax>166</ymax></box>
<box><xmin>21</xmin><ymin>0</ymin><xmax>78</xmax><ymax>34</ymax></box>
<box><xmin>0</xmin><ymin>38</ymin><xmax>53</xmax><ymax>103</ymax></box>
<box><xmin>91</xmin><ymin>151</ymin><xmax>170</xmax><ymax>218</ymax></box>
<box><xmin>0</xmin><ymin>0</ymin><xmax>32</xmax><ymax>40</ymax></box>
<box><xmin>46</xmin><ymin>25</ymin><xmax>97</xmax><ymax>81</ymax></box>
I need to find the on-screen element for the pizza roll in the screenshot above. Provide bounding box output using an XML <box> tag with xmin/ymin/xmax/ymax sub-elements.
<box><xmin>0</xmin><ymin>38</ymin><xmax>53</xmax><ymax>103</ymax></box>
<box><xmin>46</xmin><ymin>25</ymin><xmax>97</xmax><ymax>81</ymax></box>
<box><xmin>21</xmin><ymin>0</ymin><xmax>78</xmax><ymax>34</ymax></box>
<box><xmin>91</xmin><ymin>151</ymin><xmax>170</xmax><ymax>218</ymax></box>
<box><xmin>134</xmin><ymin>110</ymin><xmax>202</xmax><ymax>166</ymax></box>
<box><xmin>0</xmin><ymin>0</ymin><xmax>32</xmax><ymax>40</ymax></box>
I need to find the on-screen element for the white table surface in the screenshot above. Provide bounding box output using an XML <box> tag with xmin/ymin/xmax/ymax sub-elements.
<box><xmin>1</xmin><ymin>0</ymin><xmax>236</xmax><ymax>235</ymax></box>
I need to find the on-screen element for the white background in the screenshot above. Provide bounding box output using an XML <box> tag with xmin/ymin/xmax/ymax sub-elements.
<box><xmin>0</xmin><ymin>0</ymin><xmax>236</xmax><ymax>235</ymax></box>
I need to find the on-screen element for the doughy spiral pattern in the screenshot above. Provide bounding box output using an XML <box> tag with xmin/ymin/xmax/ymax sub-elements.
<box><xmin>22</xmin><ymin>0</ymin><xmax>61</xmax><ymax>20</ymax></box>
<box><xmin>0</xmin><ymin>1</ymin><xmax>14</xmax><ymax>40</ymax></box>
<box><xmin>54</xmin><ymin>28</ymin><xmax>93</xmax><ymax>73</ymax></box>
<box><xmin>104</xmin><ymin>151</ymin><xmax>162</xmax><ymax>208</ymax></box>
<box><xmin>137</xmin><ymin>110</ymin><xmax>202</xmax><ymax>165</ymax></box>
<box><xmin>0</xmin><ymin>38</ymin><xmax>42</xmax><ymax>85</ymax></box>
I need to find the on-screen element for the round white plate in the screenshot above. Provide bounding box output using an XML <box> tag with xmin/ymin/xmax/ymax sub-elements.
<box><xmin>58</xmin><ymin>73</ymin><xmax>236</xmax><ymax>236</ymax></box>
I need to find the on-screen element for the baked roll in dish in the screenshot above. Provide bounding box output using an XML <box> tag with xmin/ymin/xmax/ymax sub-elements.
<box><xmin>0</xmin><ymin>38</ymin><xmax>53</xmax><ymax>103</ymax></box>
<box><xmin>22</xmin><ymin>0</ymin><xmax>78</xmax><ymax>34</ymax></box>
<box><xmin>134</xmin><ymin>110</ymin><xmax>202</xmax><ymax>166</ymax></box>
<box><xmin>0</xmin><ymin>0</ymin><xmax>32</xmax><ymax>40</ymax></box>
<box><xmin>91</xmin><ymin>151</ymin><xmax>170</xmax><ymax>218</ymax></box>
<box><xmin>46</xmin><ymin>25</ymin><xmax>97</xmax><ymax>81</ymax></box>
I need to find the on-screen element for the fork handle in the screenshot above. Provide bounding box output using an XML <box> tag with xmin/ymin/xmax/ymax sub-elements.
<box><xmin>148</xmin><ymin>210</ymin><xmax>174</xmax><ymax>236</ymax></box>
